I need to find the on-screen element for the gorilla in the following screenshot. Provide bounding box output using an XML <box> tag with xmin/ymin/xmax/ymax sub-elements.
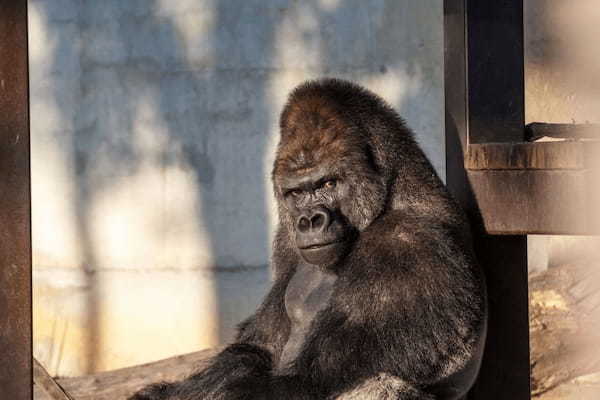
<box><xmin>131</xmin><ymin>78</ymin><xmax>487</xmax><ymax>400</ymax></box>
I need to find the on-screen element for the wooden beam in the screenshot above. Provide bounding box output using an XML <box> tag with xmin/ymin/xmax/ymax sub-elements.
<box><xmin>468</xmin><ymin>169</ymin><xmax>598</xmax><ymax>235</ymax></box>
<box><xmin>466</xmin><ymin>142</ymin><xmax>599</xmax><ymax>234</ymax></box>
<box><xmin>444</xmin><ymin>1</ymin><xmax>530</xmax><ymax>399</ymax></box>
<box><xmin>0</xmin><ymin>1</ymin><xmax>32</xmax><ymax>399</ymax></box>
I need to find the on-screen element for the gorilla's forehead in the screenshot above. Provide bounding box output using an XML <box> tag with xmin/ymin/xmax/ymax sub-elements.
<box><xmin>283</xmin><ymin>92</ymin><xmax>345</xmax><ymax>132</ymax></box>
<box><xmin>277</xmin><ymin>163</ymin><xmax>337</xmax><ymax>189</ymax></box>
<box><xmin>273</xmin><ymin>139</ymin><xmax>362</xmax><ymax>184</ymax></box>
<box><xmin>275</xmin><ymin>131</ymin><xmax>362</xmax><ymax>175</ymax></box>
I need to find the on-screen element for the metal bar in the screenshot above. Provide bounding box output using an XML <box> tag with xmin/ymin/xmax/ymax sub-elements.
<box><xmin>0</xmin><ymin>0</ymin><xmax>32</xmax><ymax>399</ymax></box>
<box><xmin>525</xmin><ymin>122</ymin><xmax>600</xmax><ymax>141</ymax></box>
<box><xmin>444</xmin><ymin>0</ymin><xmax>530</xmax><ymax>399</ymax></box>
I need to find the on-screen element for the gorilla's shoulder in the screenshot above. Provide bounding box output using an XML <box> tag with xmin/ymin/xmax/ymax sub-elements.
<box><xmin>346</xmin><ymin>210</ymin><xmax>473</xmax><ymax>276</ymax></box>
<box><xmin>364</xmin><ymin>209</ymin><xmax>465</xmax><ymax>245</ymax></box>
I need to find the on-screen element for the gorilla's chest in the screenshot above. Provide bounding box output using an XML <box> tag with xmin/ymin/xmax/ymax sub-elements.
<box><xmin>277</xmin><ymin>263</ymin><xmax>336</xmax><ymax>370</ymax></box>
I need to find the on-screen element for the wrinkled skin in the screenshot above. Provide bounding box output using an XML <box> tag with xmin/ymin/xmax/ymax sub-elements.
<box><xmin>130</xmin><ymin>79</ymin><xmax>487</xmax><ymax>400</ymax></box>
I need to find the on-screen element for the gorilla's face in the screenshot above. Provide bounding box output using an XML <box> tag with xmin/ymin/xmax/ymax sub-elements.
<box><xmin>279</xmin><ymin>163</ymin><xmax>355</xmax><ymax>266</ymax></box>
<box><xmin>274</xmin><ymin>97</ymin><xmax>388</xmax><ymax>267</ymax></box>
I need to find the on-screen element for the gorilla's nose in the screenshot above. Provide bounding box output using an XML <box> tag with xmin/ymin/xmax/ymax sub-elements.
<box><xmin>297</xmin><ymin>207</ymin><xmax>331</xmax><ymax>234</ymax></box>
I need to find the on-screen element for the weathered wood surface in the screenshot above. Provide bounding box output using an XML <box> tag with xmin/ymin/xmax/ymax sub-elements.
<box><xmin>530</xmin><ymin>262</ymin><xmax>600</xmax><ymax>398</ymax></box>
<box><xmin>34</xmin><ymin>358</ymin><xmax>74</xmax><ymax>400</ymax></box>
<box><xmin>467</xmin><ymin>142</ymin><xmax>585</xmax><ymax>170</ymax></box>
<box><xmin>526</xmin><ymin>122</ymin><xmax>600</xmax><ymax>141</ymax></box>
<box><xmin>467</xmin><ymin>169</ymin><xmax>599</xmax><ymax>235</ymax></box>
<box><xmin>467</xmin><ymin>141</ymin><xmax>600</xmax><ymax>171</ymax></box>
<box><xmin>465</xmin><ymin>140</ymin><xmax>600</xmax><ymax>235</ymax></box>
<box><xmin>34</xmin><ymin>349</ymin><xmax>217</xmax><ymax>400</ymax></box>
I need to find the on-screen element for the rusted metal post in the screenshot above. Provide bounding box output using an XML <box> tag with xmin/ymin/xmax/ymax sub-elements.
<box><xmin>0</xmin><ymin>0</ymin><xmax>32</xmax><ymax>398</ymax></box>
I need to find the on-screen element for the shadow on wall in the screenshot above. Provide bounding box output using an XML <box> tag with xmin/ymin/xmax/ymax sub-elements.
<box><xmin>525</xmin><ymin>0</ymin><xmax>600</xmax><ymax>124</ymax></box>
<box><xmin>30</xmin><ymin>0</ymin><xmax>442</xmax><ymax>376</ymax></box>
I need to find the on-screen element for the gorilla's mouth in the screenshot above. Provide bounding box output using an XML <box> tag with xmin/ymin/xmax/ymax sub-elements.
<box><xmin>298</xmin><ymin>240</ymin><xmax>348</xmax><ymax>266</ymax></box>
<box><xmin>299</xmin><ymin>241</ymin><xmax>341</xmax><ymax>250</ymax></box>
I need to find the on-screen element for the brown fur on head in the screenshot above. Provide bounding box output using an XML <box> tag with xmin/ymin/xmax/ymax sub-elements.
<box><xmin>274</xmin><ymin>90</ymin><xmax>363</xmax><ymax>178</ymax></box>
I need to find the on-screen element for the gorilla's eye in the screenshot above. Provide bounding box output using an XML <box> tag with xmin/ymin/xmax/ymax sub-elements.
<box><xmin>288</xmin><ymin>189</ymin><xmax>302</xmax><ymax>197</ymax></box>
<box><xmin>323</xmin><ymin>180</ymin><xmax>337</xmax><ymax>190</ymax></box>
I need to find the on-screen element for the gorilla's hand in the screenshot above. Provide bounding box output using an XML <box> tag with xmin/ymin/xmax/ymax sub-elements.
<box><xmin>128</xmin><ymin>382</ymin><xmax>177</xmax><ymax>400</ymax></box>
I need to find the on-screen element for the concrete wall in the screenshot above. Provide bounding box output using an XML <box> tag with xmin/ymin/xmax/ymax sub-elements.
<box><xmin>30</xmin><ymin>0</ymin><xmax>444</xmax><ymax>376</ymax></box>
<box><xmin>525</xmin><ymin>0</ymin><xmax>600</xmax><ymax>125</ymax></box>
<box><xmin>524</xmin><ymin>0</ymin><xmax>600</xmax><ymax>273</ymax></box>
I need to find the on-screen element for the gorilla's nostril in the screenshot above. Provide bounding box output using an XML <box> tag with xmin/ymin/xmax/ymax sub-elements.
<box><xmin>298</xmin><ymin>216</ymin><xmax>310</xmax><ymax>233</ymax></box>
<box><xmin>311</xmin><ymin>213</ymin><xmax>325</xmax><ymax>229</ymax></box>
<box><xmin>298</xmin><ymin>208</ymin><xmax>330</xmax><ymax>234</ymax></box>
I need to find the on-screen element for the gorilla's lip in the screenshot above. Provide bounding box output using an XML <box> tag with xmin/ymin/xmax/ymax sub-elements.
<box><xmin>298</xmin><ymin>240</ymin><xmax>343</xmax><ymax>250</ymax></box>
<box><xmin>298</xmin><ymin>240</ymin><xmax>348</xmax><ymax>266</ymax></box>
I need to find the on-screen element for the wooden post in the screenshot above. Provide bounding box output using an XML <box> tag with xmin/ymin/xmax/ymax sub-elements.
<box><xmin>0</xmin><ymin>1</ymin><xmax>32</xmax><ymax>398</ymax></box>
<box><xmin>445</xmin><ymin>1</ymin><xmax>530</xmax><ymax>399</ymax></box>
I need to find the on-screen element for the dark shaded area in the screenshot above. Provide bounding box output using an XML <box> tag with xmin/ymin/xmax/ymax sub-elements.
<box><xmin>0</xmin><ymin>0</ymin><xmax>32</xmax><ymax>397</ymax></box>
<box><xmin>444</xmin><ymin>1</ymin><xmax>530</xmax><ymax>399</ymax></box>
<box><xmin>466</xmin><ymin>0</ymin><xmax>524</xmax><ymax>143</ymax></box>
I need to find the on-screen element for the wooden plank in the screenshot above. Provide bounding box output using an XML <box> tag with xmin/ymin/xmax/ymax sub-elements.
<box><xmin>0</xmin><ymin>1</ymin><xmax>32</xmax><ymax>399</ymax></box>
<box><xmin>33</xmin><ymin>359</ymin><xmax>74</xmax><ymax>400</ymax></box>
<box><xmin>467</xmin><ymin>141</ymin><xmax>586</xmax><ymax>170</ymax></box>
<box><xmin>34</xmin><ymin>349</ymin><xmax>216</xmax><ymax>400</ymax></box>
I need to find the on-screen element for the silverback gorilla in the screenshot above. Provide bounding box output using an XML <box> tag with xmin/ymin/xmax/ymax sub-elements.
<box><xmin>131</xmin><ymin>79</ymin><xmax>487</xmax><ymax>400</ymax></box>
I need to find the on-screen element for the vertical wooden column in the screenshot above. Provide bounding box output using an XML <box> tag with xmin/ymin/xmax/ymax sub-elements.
<box><xmin>445</xmin><ymin>1</ymin><xmax>530</xmax><ymax>399</ymax></box>
<box><xmin>0</xmin><ymin>1</ymin><xmax>32</xmax><ymax>398</ymax></box>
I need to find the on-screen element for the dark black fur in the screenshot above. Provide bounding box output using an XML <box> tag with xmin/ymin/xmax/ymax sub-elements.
<box><xmin>130</xmin><ymin>79</ymin><xmax>487</xmax><ymax>400</ymax></box>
